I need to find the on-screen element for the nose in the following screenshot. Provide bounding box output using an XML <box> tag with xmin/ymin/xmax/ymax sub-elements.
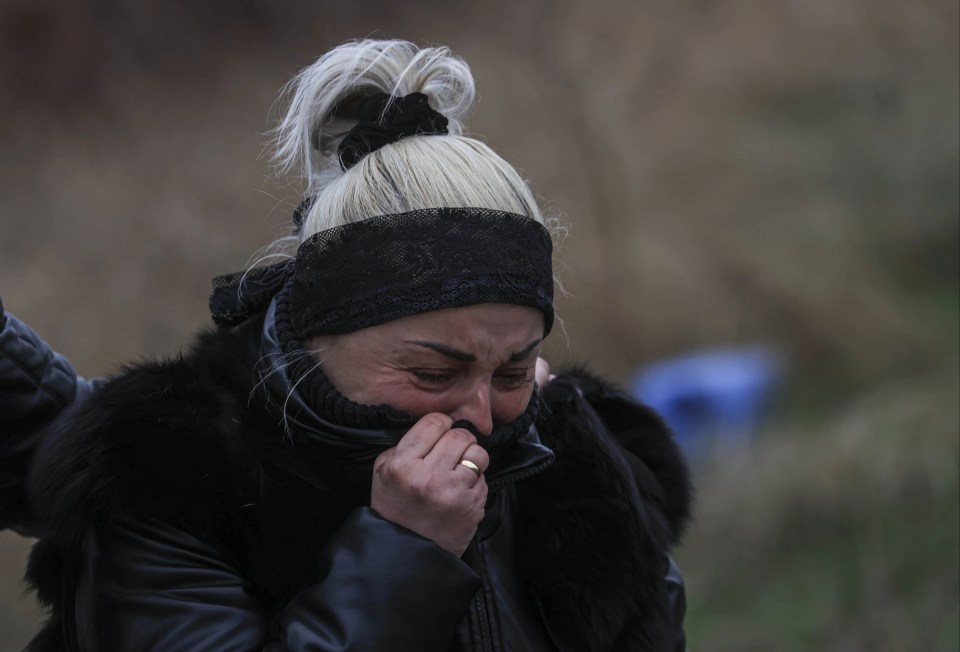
<box><xmin>450</xmin><ymin>381</ymin><xmax>493</xmax><ymax>437</ymax></box>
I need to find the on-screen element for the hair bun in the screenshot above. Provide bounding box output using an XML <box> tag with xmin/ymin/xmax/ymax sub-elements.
<box><xmin>337</xmin><ymin>92</ymin><xmax>449</xmax><ymax>170</ymax></box>
<box><xmin>272</xmin><ymin>40</ymin><xmax>475</xmax><ymax>190</ymax></box>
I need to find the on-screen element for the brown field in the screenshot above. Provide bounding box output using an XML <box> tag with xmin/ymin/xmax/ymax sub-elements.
<box><xmin>1</xmin><ymin>1</ymin><xmax>957</xmax><ymax>649</ymax></box>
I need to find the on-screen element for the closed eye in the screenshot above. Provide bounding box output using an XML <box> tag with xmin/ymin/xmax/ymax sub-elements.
<box><xmin>494</xmin><ymin>368</ymin><xmax>535</xmax><ymax>388</ymax></box>
<box><xmin>411</xmin><ymin>370</ymin><xmax>455</xmax><ymax>385</ymax></box>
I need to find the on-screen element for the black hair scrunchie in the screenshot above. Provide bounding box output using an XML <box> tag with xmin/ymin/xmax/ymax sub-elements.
<box><xmin>337</xmin><ymin>92</ymin><xmax>449</xmax><ymax>170</ymax></box>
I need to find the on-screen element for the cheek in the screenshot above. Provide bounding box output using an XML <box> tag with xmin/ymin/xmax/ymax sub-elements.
<box><xmin>377</xmin><ymin>383</ymin><xmax>534</xmax><ymax>425</ymax></box>
<box><xmin>373</xmin><ymin>384</ymin><xmax>451</xmax><ymax>417</ymax></box>
<box><xmin>491</xmin><ymin>387</ymin><xmax>535</xmax><ymax>424</ymax></box>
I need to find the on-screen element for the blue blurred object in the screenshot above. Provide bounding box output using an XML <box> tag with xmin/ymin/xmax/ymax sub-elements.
<box><xmin>630</xmin><ymin>345</ymin><xmax>784</xmax><ymax>457</ymax></box>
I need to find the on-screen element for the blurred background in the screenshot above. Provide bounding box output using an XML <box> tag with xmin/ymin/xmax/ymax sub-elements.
<box><xmin>0</xmin><ymin>0</ymin><xmax>956</xmax><ymax>649</ymax></box>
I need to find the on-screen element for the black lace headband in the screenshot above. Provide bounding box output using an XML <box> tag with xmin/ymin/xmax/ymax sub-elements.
<box><xmin>210</xmin><ymin>207</ymin><xmax>554</xmax><ymax>336</ymax></box>
<box><xmin>210</xmin><ymin>93</ymin><xmax>552</xmax><ymax>336</ymax></box>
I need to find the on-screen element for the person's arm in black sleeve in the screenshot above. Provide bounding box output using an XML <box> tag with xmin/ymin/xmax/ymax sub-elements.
<box><xmin>74</xmin><ymin>517</ymin><xmax>271</xmax><ymax>652</ymax></box>
<box><xmin>77</xmin><ymin>508</ymin><xmax>480</xmax><ymax>652</ymax></box>
<box><xmin>280</xmin><ymin>508</ymin><xmax>481</xmax><ymax>650</ymax></box>
<box><xmin>0</xmin><ymin>300</ymin><xmax>102</xmax><ymax>534</ymax></box>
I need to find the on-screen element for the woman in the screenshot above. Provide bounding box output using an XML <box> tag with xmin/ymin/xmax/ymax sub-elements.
<box><xmin>25</xmin><ymin>40</ymin><xmax>691</xmax><ymax>651</ymax></box>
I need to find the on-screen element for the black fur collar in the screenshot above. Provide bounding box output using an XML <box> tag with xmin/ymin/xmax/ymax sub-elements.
<box><xmin>517</xmin><ymin>371</ymin><xmax>691</xmax><ymax>650</ymax></box>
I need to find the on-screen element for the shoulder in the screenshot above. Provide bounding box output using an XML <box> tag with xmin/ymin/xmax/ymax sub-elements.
<box><xmin>27</xmin><ymin>320</ymin><xmax>267</xmax><ymax>543</ymax></box>
<box><xmin>536</xmin><ymin>366</ymin><xmax>692</xmax><ymax>546</ymax></box>
<box><xmin>521</xmin><ymin>366</ymin><xmax>692</xmax><ymax>649</ymax></box>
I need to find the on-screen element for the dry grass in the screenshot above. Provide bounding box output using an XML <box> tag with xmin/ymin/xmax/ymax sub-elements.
<box><xmin>0</xmin><ymin>0</ymin><xmax>956</xmax><ymax>647</ymax></box>
<box><xmin>678</xmin><ymin>368</ymin><xmax>959</xmax><ymax>650</ymax></box>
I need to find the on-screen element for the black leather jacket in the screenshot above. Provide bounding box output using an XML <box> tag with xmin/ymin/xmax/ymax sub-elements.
<box><xmin>67</xmin><ymin>446</ymin><xmax>559</xmax><ymax>651</ymax></box>
<box><xmin>23</xmin><ymin>308</ymin><xmax>691</xmax><ymax>651</ymax></box>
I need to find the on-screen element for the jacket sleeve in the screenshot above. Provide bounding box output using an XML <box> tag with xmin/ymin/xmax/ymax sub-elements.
<box><xmin>75</xmin><ymin>508</ymin><xmax>481</xmax><ymax>652</ymax></box>
<box><xmin>0</xmin><ymin>305</ymin><xmax>102</xmax><ymax>534</ymax></box>
<box><xmin>665</xmin><ymin>556</ymin><xmax>688</xmax><ymax>652</ymax></box>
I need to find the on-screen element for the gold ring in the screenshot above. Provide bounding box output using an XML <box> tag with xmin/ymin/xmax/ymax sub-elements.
<box><xmin>458</xmin><ymin>459</ymin><xmax>482</xmax><ymax>477</ymax></box>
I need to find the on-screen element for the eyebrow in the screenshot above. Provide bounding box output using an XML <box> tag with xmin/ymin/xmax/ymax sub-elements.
<box><xmin>509</xmin><ymin>338</ymin><xmax>543</xmax><ymax>362</ymax></box>
<box><xmin>405</xmin><ymin>338</ymin><xmax>542</xmax><ymax>363</ymax></box>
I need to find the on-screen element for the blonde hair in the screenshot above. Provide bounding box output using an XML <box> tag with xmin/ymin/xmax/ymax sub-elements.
<box><xmin>269</xmin><ymin>39</ymin><xmax>544</xmax><ymax>244</ymax></box>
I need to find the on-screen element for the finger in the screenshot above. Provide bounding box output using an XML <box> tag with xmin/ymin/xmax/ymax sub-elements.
<box><xmin>456</xmin><ymin>459</ymin><xmax>483</xmax><ymax>480</ymax></box>
<box><xmin>457</xmin><ymin>443</ymin><xmax>489</xmax><ymax>473</ymax></box>
<box><xmin>394</xmin><ymin>413</ymin><xmax>454</xmax><ymax>458</ymax></box>
<box><xmin>423</xmin><ymin>426</ymin><xmax>477</xmax><ymax>470</ymax></box>
<box><xmin>454</xmin><ymin>443</ymin><xmax>490</xmax><ymax>481</ymax></box>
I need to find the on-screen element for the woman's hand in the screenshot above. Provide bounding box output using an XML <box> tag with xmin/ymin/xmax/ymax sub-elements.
<box><xmin>371</xmin><ymin>413</ymin><xmax>489</xmax><ymax>557</ymax></box>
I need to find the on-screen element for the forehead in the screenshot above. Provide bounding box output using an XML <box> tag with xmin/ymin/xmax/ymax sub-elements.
<box><xmin>354</xmin><ymin>304</ymin><xmax>544</xmax><ymax>353</ymax></box>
